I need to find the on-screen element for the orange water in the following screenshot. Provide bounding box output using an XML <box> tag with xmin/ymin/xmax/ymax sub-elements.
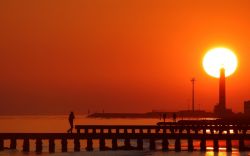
<box><xmin>0</xmin><ymin>115</ymin><xmax>159</xmax><ymax>133</ymax></box>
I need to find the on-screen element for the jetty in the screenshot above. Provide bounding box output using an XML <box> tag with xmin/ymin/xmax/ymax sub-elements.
<box><xmin>0</xmin><ymin>120</ymin><xmax>250</xmax><ymax>153</ymax></box>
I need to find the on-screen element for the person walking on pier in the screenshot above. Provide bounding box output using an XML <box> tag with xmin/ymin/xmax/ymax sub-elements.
<box><xmin>67</xmin><ymin>112</ymin><xmax>75</xmax><ymax>133</ymax></box>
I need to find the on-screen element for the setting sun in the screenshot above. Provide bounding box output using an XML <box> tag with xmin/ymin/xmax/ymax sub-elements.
<box><xmin>202</xmin><ymin>48</ymin><xmax>238</xmax><ymax>78</ymax></box>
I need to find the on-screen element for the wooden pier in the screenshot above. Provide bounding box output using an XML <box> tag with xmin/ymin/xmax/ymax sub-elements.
<box><xmin>0</xmin><ymin>120</ymin><xmax>250</xmax><ymax>153</ymax></box>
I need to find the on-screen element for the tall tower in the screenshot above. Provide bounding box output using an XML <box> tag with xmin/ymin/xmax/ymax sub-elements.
<box><xmin>219</xmin><ymin>68</ymin><xmax>226</xmax><ymax>110</ymax></box>
<box><xmin>191</xmin><ymin>78</ymin><xmax>195</xmax><ymax>112</ymax></box>
<box><xmin>214</xmin><ymin>67</ymin><xmax>227</xmax><ymax>114</ymax></box>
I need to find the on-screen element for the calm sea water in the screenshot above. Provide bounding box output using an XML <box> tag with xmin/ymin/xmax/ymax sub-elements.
<box><xmin>0</xmin><ymin>115</ymin><xmax>249</xmax><ymax>156</ymax></box>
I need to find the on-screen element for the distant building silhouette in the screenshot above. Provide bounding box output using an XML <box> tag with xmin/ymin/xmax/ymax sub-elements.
<box><xmin>244</xmin><ymin>101</ymin><xmax>250</xmax><ymax>115</ymax></box>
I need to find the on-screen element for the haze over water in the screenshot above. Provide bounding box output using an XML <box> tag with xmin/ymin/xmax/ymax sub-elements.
<box><xmin>0</xmin><ymin>115</ymin><xmax>249</xmax><ymax>156</ymax></box>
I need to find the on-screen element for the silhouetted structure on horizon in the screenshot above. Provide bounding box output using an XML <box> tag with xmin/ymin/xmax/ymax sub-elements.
<box><xmin>191</xmin><ymin>78</ymin><xmax>196</xmax><ymax>112</ymax></box>
<box><xmin>88</xmin><ymin>110</ymin><xmax>215</xmax><ymax>119</ymax></box>
<box><xmin>214</xmin><ymin>68</ymin><xmax>233</xmax><ymax>116</ymax></box>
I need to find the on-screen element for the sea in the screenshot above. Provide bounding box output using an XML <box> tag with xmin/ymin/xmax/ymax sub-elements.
<box><xmin>0</xmin><ymin>115</ymin><xmax>249</xmax><ymax>156</ymax></box>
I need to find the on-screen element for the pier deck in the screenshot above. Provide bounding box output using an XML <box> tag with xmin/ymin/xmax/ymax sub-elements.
<box><xmin>0</xmin><ymin>121</ymin><xmax>250</xmax><ymax>153</ymax></box>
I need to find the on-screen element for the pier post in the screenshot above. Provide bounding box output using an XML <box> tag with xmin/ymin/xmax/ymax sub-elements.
<box><xmin>226</xmin><ymin>139</ymin><xmax>232</xmax><ymax>152</ymax></box>
<box><xmin>49</xmin><ymin>139</ymin><xmax>55</xmax><ymax>153</ymax></box>
<box><xmin>116</xmin><ymin>128</ymin><xmax>119</xmax><ymax>134</ymax></box>
<box><xmin>23</xmin><ymin>138</ymin><xmax>30</xmax><ymax>152</ymax></box>
<box><xmin>35</xmin><ymin>138</ymin><xmax>43</xmax><ymax>153</ymax></box>
<box><xmin>0</xmin><ymin>139</ymin><xmax>3</xmax><ymax>151</ymax></box>
<box><xmin>200</xmin><ymin>138</ymin><xmax>206</xmax><ymax>151</ymax></box>
<box><xmin>156</xmin><ymin>127</ymin><xmax>159</xmax><ymax>133</ymax></box>
<box><xmin>61</xmin><ymin>138</ymin><xmax>67</xmax><ymax>152</ymax></box>
<box><xmin>195</xmin><ymin>129</ymin><xmax>198</xmax><ymax>135</ymax></box>
<box><xmin>179</xmin><ymin>128</ymin><xmax>183</xmax><ymax>134</ymax></box>
<box><xmin>10</xmin><ymin>138</ymin><xmax>17</xmax><ymax>149</ymax></box>
<box><xmin>233</xmin><ymin>129</ymin><xmax>238</xmax><ymax>134</ymax></box>
<box><xmin>162</xmin><ymin>138</ymin><xmax>169</xmax><ymax>151</ymax></box>
<box><xmin>163</xmin><ymin>128</ymin><xmax>166</xmax><ymax>134</ymax></box>
<box><xmin>170</xmin><ymin>128</ymin><xmax>174</xmax><ymax>134</ymax></box>
<box><xmin>202</xmin><ymin>128</ymin><xmax>206</xmax><ymax>135</ymax></box>
<box><xmin>112</xmin><ymin>138</ymin><xmax>118</xmax><ymax>150</ymax></box>
<box><xmin>86</xmin><ymin>138</ymin><xmax>93</xmax><ymax>151</ymax></box>
<box><xmin>99</xmin><ymin>138</ymin><xmax>106</xmax><ymax>151</ymax></box>
<box><xmin>124</xmin><ymin>138</ymin><xmax>131</xmax><ymax>150</ymax></box>
<box><xmin>239</xmin><ymin>139</ymin><xmax>245</xmax><ymax>151</ymax></box>
<box><xmin>188</xmin><ymin>138</ymin><xmax>194</xmax><ymax>151</ymax></box>
<box><xmin>149</xmin><ymin>138</ymin><xmax>156</xmax><ymax>150</ymax></box>
<box><xmin>210</xmin><ymin>129</ymin><xmax>214</xmax><ymax>135</ymax></box>
<box><xmin>74</xmin><ymin>138</ymin><xmax>80</xmax><ymax>152</ymax></box>
<box><xmin>137</xmin><ymin>138</ymin><xmax>143</xmax><ymax>150</ymax></box>
<box><xmin>219</xmin><ymin>130</ymin><xmax>223</xmax><ymax>135</ymax></box>
<box><xmin>213</xmin><ymin>139</ymin><xmax>219</xmax><ymax>151</ymax></box>
<box><xmin>175</xmin><ymin>138</ymin><xmax>181</xmax><ymax>152</ymax></box>
<box><xmin>243</xmin><ymin>130</ymin><xmax>247</xmax><ymax>135</ymax></box>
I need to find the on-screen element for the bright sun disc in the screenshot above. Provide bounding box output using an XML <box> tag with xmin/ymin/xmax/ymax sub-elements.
<box><xmin>202</xmin><ymin>48</ymin><xmax>238</xmax><ymax>78</ymax></box>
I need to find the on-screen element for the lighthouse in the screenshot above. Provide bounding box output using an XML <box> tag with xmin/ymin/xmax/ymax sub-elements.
<box><xmin>219</xmin><ymin>67</ymin><xmax>226</xmax><ymax>110</ymax></box>
<box><xmin>214</xmin><ymin>67</ymin><xmax>232</xmax><ymax>115</ymax></box>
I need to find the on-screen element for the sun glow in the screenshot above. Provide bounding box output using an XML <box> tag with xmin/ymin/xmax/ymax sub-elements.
<box><xmin>202</xmin><ymin>48</ymin><xmax>238</xmax><ymax>78</ymax></box>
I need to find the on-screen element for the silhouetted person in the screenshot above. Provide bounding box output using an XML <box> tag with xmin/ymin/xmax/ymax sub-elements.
<box><xmin>67</xmin><ymin>112</ymin><xmax>75</xmax><ymax>133</ymax></box>
<box><xmin>173</xmin><ymin>113</ymin><xmax>177</xmax><ymax>122</ymax></box>
<box><xmin>162</xmin><ymin>113</ymin><xmax>167</xmax><ymax>123</ymax></box>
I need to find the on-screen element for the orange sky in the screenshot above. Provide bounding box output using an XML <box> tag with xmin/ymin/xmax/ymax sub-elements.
<box><xmin>0</xmin><ymin>0</ymin><xmax>250</xmax><ymax>114</ymax></box>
